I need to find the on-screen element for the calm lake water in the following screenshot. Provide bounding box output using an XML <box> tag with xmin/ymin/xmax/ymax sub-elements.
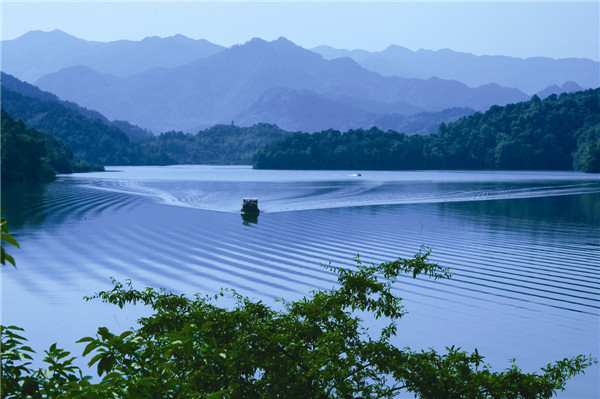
<box><xmin>2</xmin><ymin>166</ymin><xmax>599</xmax><ymax>398</ymax></box>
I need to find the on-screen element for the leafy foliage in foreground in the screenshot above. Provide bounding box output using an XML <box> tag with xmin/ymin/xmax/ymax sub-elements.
<box><xmin>0</xmin><ymin>214</ymin><xmax>20</xmax><ymax>267</ymax></box>
<box><xmin>1</xmin><ymin>250</ymin><xmax>596</xmax><ymax>398</ymax></box>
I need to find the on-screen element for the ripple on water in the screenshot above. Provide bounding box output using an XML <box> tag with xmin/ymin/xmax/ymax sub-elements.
<box><xmin>2</xmin><ymin>169</ymin><xmax>598</xmax><ymax>398</ymax></box>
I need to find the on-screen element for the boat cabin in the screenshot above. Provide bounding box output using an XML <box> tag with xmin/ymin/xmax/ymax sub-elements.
<box><xmin>241</xmin><ymin>198</ymin><xmax>260</xmax><ymax>213</ymax></box>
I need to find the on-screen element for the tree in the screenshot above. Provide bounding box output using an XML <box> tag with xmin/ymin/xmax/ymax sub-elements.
<box><xmin>1</xmin><ymin>109</ymin><xmax>103</xmax><ymax>181</ymax></box>
<box><xmin>1</xmin><ymin>248</ymin><xmax>596</xmax><ymax>398</ymax></box>
<box><xmin>1</xmin><ymin>109</ymin><xmax>56</xmax><ymax>183</ymax></box>
<box><xmin>253</xmin><ymin>89</ymin><xmax>600</xmax><ymax>172</ymax></box>
<box><xmin>573</xmin><ymin>125</ymin><xmax>600</xmax><ymax>173</ymax></box>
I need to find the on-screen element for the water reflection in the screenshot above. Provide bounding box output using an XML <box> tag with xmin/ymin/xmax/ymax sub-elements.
<box><xmin>1</xmin><ymin>182</ymin><xmax>50</xmax><ymax>229</ymax></box>
<box><xmin>436</xmin><ymin>192</ymin><xmax>600</xmax><ymax>227</ymax></box>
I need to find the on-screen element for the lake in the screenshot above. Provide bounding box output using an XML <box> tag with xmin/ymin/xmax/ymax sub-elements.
<box><xmin>2</xmin><ymin>166</ymin><xmax>599</xmax><ymax>398</ymax></box>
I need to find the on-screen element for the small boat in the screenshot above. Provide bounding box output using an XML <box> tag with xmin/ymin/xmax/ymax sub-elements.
<box><xmin>241</xmin><ymin>198</ymin><xmax>260</xmax><ymax>214</ymax></box>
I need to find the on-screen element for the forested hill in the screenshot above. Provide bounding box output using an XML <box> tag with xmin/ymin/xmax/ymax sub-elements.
<box><xmin>1</xmin><ymin>72</ymin><xmax>153</xmax><ymax>142</ymax></box>
<box><xmin>1</xmin><ymin>86</ymin><xmax>139</xmax><ymax>165</ymax></box>
<box><xmin>253</xmin><ymin>89</ymin><xmax>600</xmax><ymax>173</ymax></box>
<box><xmin>1</xmin><ymin>85</ymin><xmax>291</xmax><ymax>166</ymax></box>
<box><xmin>3</xmin><ymin>71</ymin><xmax>597</xmax><ymax>172</ymax></box>
<box><xmin>1</xmin><ymin>109</ymin><xmax>103</xmax><ymax>183</ymax></box>
<box><xmin>141</xmin><ymin>124</ymin><xmax>291</xmax><ymax>165</ymax></box>
<box><xmin>1</xmin><ymin>73</ymin><xmax>292</xmax><ymax>166</ymax></box>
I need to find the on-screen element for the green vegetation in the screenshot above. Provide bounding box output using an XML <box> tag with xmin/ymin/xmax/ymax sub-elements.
<box><xmin>1</xmin><ymin>89</ymin><xmax>137</xmax><ymax>166</ymax></box>
<box><xmin>253</xmin><ymin>89</ymin><xmax>600</xmax><ymax>172</ymax></box>
<box><xmin>1</xmin><ymin>82</ymin><xmax>291</xmax><ymax>167</ymax></box>
<box><xmin>2</xmin><ymin>74</ymin><xmax>290</xmax><ymax>167</ymax></box>
<box><xmin>1</xmin><ymin>109</ymin><xmax>103</xmax><ymax>183</ymax></box>
<box><xmin>3</xmin><ymin>65</ymin><xmax>599</xmax><ymax>174</ymax></box>
<box><xmin>1</xmin><ymin>214</ymin><xmax>20</xmax><ymax>267</ymax></box>
<box><xmin>1</xmin><ymin>72</ymin><xmax>153</xmax><ymax>144</ymax></box>
<box><xmin>1</xmin><ymin>109</ymin><xmax>56</xmax><ymax>183</ymax></box>
<box><xmin>1</xmin><ymin>248</ymin><xmax>596</xmax><ymax>398</ymax></box>
<box><xmin>4</xmin><ymin>70</ymin><xmax>598</xmax><ymax>172</ymax></box>
<box><xmin>139</xmin><ymin>123</ymin><xmax>290</xmax><ymax>165</ymax></box>
<box><xmin>373</xmin><ymin>107</ymin><xmax>474</xmax><ymax>135</ymax></box>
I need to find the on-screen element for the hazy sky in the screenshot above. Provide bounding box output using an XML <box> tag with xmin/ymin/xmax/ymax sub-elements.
<box><xmin>2</xmin><ymin>1</ymin><xmax>599</xmax><ymax>61</ymax></box>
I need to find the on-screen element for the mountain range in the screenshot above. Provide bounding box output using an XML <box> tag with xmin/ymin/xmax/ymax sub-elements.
<box><xmin>2</xmin><ymin>30</ymin><xmax>597</xmax><ymax>134</ymax></box>
<box><xmin>312</xmin><ymin>45</ymin><xmax>598</xmax><ymax>95</ymax></box>
<box><xmin>1</xmin><ymin>29</ymin><xmax>224</xmax><ymax>82</ymax></box>
<box><xmin>30</xmin><ymin>35</ymin><xmax>529</xmax><ymax>133</ymax></box>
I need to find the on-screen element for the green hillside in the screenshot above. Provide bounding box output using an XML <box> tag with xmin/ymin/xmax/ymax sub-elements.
<box><xmin>253</xmin><ymin>89</ymin><xmax>600</xmax><ymax>172</ymax></box>
<box><xmin>1</xmin><ymin>74</ymin><xmax>291</xmax><ymax>166</ymax></box>
<box><xmin>1</xmin><ymin>109</ymin><xmax>103</xmax><ymax>183</ymax></box>
<box><xmin>1</xmin><ymin>88</ymin><xmax>137</xmax><ymax>165</ymax></box>
<box><xmin>141</xmin><ymin>124</ymin><xmax>291</xmax><ymax>165</ymax></box>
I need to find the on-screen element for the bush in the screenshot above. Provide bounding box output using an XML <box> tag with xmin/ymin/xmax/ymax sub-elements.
<box><xmin>1</xmin><ymin>249</ymin><xmax>596</xmax><ymax>398</ymax></box>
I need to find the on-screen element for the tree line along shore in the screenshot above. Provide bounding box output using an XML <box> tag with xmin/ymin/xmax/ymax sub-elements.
<box><xmin>2</xmin><ymin>88</ymin><xmax>599</xmax><ymax>184</ymax></box>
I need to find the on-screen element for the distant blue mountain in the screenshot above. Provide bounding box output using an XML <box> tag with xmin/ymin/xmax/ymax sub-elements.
<box><xmin>235</xmin><ymin>86</ymin><xmax>473</xmax><ymax>134</ymax></box>
<box><xmin>1</xmin><ymin>29</ymin><xmax>225</xmax><ymax>82</ymax></box>
<box><xmin>33</xmin><ymin>36</ymin><xmax>527</xmax><ymax>133</ymax></box>
<box><xmin>536</xmin><ymin>81</ymin><xmax>584</xmax><ymax>99</ymax></box>
<box><xmin>312</xmin><ymin>45</ymin><xmax>599</xmax><ymax>95</ymax></box>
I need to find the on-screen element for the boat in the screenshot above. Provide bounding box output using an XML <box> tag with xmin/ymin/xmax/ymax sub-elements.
<box><xmin>241</xmin><ymin>198</ymin><xmax>260</xmax><ymax>214</ymax></box>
